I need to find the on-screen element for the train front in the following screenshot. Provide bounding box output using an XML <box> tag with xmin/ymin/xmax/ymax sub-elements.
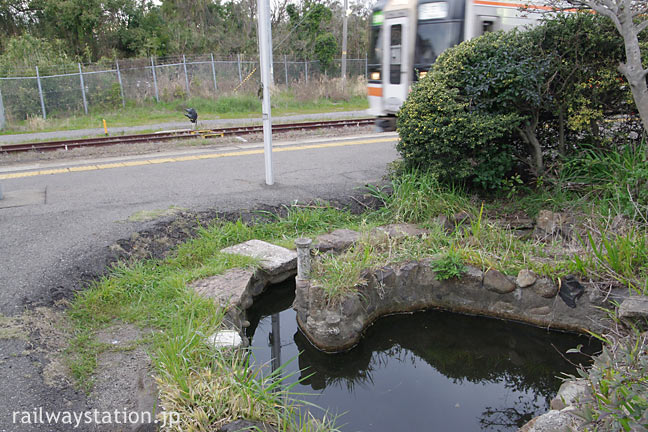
<box><xmin>368</xmin><ymin>0</ymin><xmax>465</xmax><ymax>131</ymax></box>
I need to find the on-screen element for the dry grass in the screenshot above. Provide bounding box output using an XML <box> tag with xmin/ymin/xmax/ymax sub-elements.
<box><xmin>156</xmin><ymin>358</ymin><xmax>285</xmax><ymax>431</ymax></box>
<box><xmin>291</xmin><ymin>76</ymin><xmax>366</xmax><ymax>103</ymax></box>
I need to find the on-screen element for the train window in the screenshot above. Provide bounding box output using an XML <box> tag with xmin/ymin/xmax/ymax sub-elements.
<box><xmin>414</xmin><ymin>21</ymin><xmax>462</xmax><ymax>68</ymax></box>
<box><xmin>390</xmin><ymin>24</ymin><xmax>402</xmax><ymax>84</ymax></box>
<box><xmin>368</xmin><ymin>26</ymin><xmax>382</xmax><ymax>67</ymax></box>
<box><xmin>390</xmin><ymin>24</ymin><xmax>401</xmax><ymax>46</ymax></box>
<box><xmin>479</xmin><ymin>16</ymin><xmax>499</xmax><ymax>34</ymax></box>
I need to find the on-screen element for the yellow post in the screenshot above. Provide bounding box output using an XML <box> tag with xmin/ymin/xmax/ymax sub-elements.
<box><xmin>102</xmin><ymin>119</ymin><xmax>108</xmax><ymax>136</ymax></box>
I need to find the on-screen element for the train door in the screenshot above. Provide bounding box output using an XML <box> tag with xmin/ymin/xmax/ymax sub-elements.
<box><xmin>382</xmin><ymin>18</ymin><xmax>410</xmax><ymax>114</ymax></box>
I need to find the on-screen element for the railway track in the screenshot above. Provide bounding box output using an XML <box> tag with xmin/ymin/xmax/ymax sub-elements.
<box><xmin>0</xmin><ymin>118</ymin><xmax>375</xmax><ymax>154</ymax></box>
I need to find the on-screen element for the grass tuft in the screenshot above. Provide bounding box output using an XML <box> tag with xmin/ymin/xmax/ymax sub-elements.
<box><xmin>368</xmin><ymin>170</ymin><xmax>473</xmax><ymax>224</ymax></box>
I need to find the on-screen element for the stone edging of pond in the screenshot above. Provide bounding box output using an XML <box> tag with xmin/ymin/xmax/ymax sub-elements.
<box><xmin>293</xmin><ymin>258</ymin><xmax>621</xmax><ymax>353</ymax></box>
<box><xmin>187</xmin><ymin>226</ymin><xmax>639</xmax><ymax>353</ymax></box>
<box><xmin>189</xmin><ymin>239</ymin><xmax>299</xmax><ymax>346</ymax></box>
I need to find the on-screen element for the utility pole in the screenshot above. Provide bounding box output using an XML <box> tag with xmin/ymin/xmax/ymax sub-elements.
<box><xmin>257</xmin><ymin>0</ymin><xmax>274</xmax><ymax>185</ymax></box>
<box><xmin>341</xmin><ymin>0</ymin><xmax>348</xmax><ymax>82</ymax></box>
<box><xmin>267</xmin><ymin>12</ymin><xmax>274</xmax><ymax>86</ymax></box>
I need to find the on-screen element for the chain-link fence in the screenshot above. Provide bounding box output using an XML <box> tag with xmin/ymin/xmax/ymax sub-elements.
<box><xmin>0</xmin><ymin>54</ymin><xmax>368</xmax><ymax>127</ymax></box>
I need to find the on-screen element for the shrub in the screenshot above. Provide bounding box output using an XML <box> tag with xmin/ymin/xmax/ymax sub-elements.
<box><xmin>397</xmin><ymin>14</ymin><xmax>636</xmax><ymax>188</ymax></box>
<box><xmin>397</xmin><ymin>77</ymin><xmax>521</xmax><ymax>189</ymax></box>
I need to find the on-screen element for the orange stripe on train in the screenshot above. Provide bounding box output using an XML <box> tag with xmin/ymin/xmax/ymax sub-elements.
<box><xmin>368</xmin><ymin>87</ymin><xmax>382</xmax><ymax>97</ymax></box>
<box><xmin>472</xmin><ymin>0</ymin><xmax>560</xmax><ymax>11</ymax></box>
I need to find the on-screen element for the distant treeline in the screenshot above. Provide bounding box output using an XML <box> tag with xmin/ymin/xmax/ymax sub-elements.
<box><xmin>0</xmin><ymin>0</ymin><xmax>371</xmax><ymax>71</ymax></box>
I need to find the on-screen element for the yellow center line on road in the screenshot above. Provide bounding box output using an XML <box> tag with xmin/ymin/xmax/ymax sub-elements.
<box><xmin>0</xmin><ymin>137</ymin><xmax>397</xmax><ymax>180</ymax></box>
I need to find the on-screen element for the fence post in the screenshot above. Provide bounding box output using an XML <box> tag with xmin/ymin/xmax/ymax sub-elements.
<box><xmin>150</xmin><ymin>57</ymin><xmax>159</xmax><ymax>103</ymax></box>
<box><xmin>182</xmin><ymin>54</ymin><xmax>190</xmax><ymax>97</ymax></box>
<box><xmin>284</xmin><ymin>55</ymin><xmax>288</xmax><ymax>85</ymax></box>
<box><xmin>210</xmin><ymin>53</ymin><xmax>218</xmax><ymax>94</ymax></box>
<box><xmin>305</xmin><ymin>60</ymin><xmax>308</xmax><ymax>83</ymax></box>
<box><xmin>365</xmin><ymin>53</ymin><xmax>368</xmax><ymax>78</ymax></box>
<box><xmin>237</xmin><ymin>54</ymin><xmax>243</xmax><ymax>84</ymax></box>
<box><xmin>35</xmin><ymin>66</ymin><xmax>46</xmax><ymax>120</ymax></box>
<box><xmin>0</xmin><ymin>85</ymin><xmax>5</xmax><ymax>131</ymax></box>
<box><xmin>78</xmin><ymin>63</ymin><xmax>88</xmax><ymax>115</ymax></box>
<box><xmin>116</xmin><ymin>59</ymin><xmax>125</xmax><ymax>108</ymax></box>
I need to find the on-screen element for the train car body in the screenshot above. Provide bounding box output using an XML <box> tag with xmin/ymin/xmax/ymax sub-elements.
<box><xmin>368</xmin><ymin>0</ymin><xmax>551</xmax><ymax>130</ymax></box>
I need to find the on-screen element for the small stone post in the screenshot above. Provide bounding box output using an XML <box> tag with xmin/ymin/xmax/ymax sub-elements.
<box><xmin>294</xmin><ymin>238</ymin><xmax>312</xmax><ymax>315</ymax></box>
<box><xmin>295</xmin><ymin>238</ymin><xmax>312</xmax><ymax>281</ymax></box>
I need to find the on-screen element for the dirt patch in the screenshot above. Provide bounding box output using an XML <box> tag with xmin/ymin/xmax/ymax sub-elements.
<box><xmin>23</xmin><ymin>307</ymin><xmax>74</xmax><ymax>388</ymax></box>
<box><xmin>109</xmin><ymin>193</ymin><xmax>384</xmax><ymax>264</ymax></box>
<box><xmin>3</xmin><ymin>308</ymin><xmax>160</xmax><ymax>430</ymax></box>
<box><xmin>128</xmin><ymin>206</ymin><xmax>187</xmax><ymax>223</ymax></box>
<box><xmin>0</xmin><ymin>313</ymin><xmax>27</xmax><ymax>340</ymax></box>
<box><xmin>89</xmin><ymin>324</ymin><xmax>159</xmax><ymax>432</ymax></box>
<box><xmin>0</xmin><ymin>306</ymin><xmax>75</xmax><ymax>388</ymax></box>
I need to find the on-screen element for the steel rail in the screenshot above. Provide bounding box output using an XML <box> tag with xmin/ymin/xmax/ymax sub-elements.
<box><xmin>0</xmin><ymin>118</ymin><xmax>374</xmax><ymax>154</ymax></box>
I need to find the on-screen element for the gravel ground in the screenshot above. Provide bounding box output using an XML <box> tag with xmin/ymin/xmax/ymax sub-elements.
<box><xmin>0</xmin><ymin>125</ymin><xmax>375</xmax><ymax>166</ymax></box>
<box><xmin>0</xmin><ymin>110</ymin><xmax>370</xmax><ymax>145</ymax></box>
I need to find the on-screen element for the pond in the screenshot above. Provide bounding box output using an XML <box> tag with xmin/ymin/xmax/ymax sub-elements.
<box><xmin>245</xmin><ymin>279</ymin><xmax>599</xmax><ymax>431</ymax></box>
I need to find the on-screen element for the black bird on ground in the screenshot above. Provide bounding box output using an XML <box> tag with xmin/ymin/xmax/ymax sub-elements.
<box><xmin>184</xmin><ymin>108</ymin><xmax>198</xmax><ymax>124</ymax></box>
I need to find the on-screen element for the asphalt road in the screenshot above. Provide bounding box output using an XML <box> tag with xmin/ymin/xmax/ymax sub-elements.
<box><xmin>0</xmin><ymin>130</ymin><xmax>399</xmax><ymax>431</ymax></box>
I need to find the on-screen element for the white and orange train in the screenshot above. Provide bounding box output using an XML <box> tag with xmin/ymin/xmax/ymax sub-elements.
<box><xmin>368</xmin><ymin>0</ymin><xmax>553</xmax><ymax>130</ymax></box>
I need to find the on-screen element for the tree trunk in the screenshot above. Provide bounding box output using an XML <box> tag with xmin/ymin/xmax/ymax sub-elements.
<box><xmin>590</xmin><ymin>118</ymin><xmax>600</xmax><ymax>138</ymax></box>
<box><xmin>517</xmin><ymin>117</ymin><xmax>544</xmax><ymax>176</ymax></box>
<box><xmin>558</xmin><ymin>106</ymin><xmax>566</xmax><ymax>156</ymax></box>
<box><xmin>619</xmin><ymin>36</ymin><xmax>648</xmax><ymax>135</ymax></box>
<box><xmin>590</xmin><ymin>0</ymin><xmax>648</xmax><ymax>134</ymax></box>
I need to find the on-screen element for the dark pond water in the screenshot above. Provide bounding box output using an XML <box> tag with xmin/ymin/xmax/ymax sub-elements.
<box><xmin>245</xmin><ymin>279</ymin><xmax>599</xmax><ymax>432</ymax></box>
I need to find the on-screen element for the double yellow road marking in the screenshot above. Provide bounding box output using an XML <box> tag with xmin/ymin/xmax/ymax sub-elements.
<box><xmin>0</xmin><ymin>137</ymin><xmax>396</xmax><ymax>180</ymax></box>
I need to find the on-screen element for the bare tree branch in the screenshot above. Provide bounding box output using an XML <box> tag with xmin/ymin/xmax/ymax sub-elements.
<box><xmin>599</xmin><ymin>0</ymin><xmax>618</xmax><ymax>13</ymax></box>
<box><xmin>637</xmin><ymin>19</ymin><xmax>648</xmax><ymax>34</ymax></box>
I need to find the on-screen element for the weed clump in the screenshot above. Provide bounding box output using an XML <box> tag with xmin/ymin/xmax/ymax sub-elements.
<box><xmin>431</xmin><ymin>249</ymin><xmax>466</xmax><ymax>280</ymax></box>
<box><xmin>570</xmin><ymin>330</ymin><xmax>648</xmax><ymax>431</ymax></box>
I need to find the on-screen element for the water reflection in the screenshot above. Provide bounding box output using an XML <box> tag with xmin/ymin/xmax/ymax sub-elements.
<box><xmin>246</xmin><ymin>279</ymin><xmax>598</xmax><ymax>432</ymax></box>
